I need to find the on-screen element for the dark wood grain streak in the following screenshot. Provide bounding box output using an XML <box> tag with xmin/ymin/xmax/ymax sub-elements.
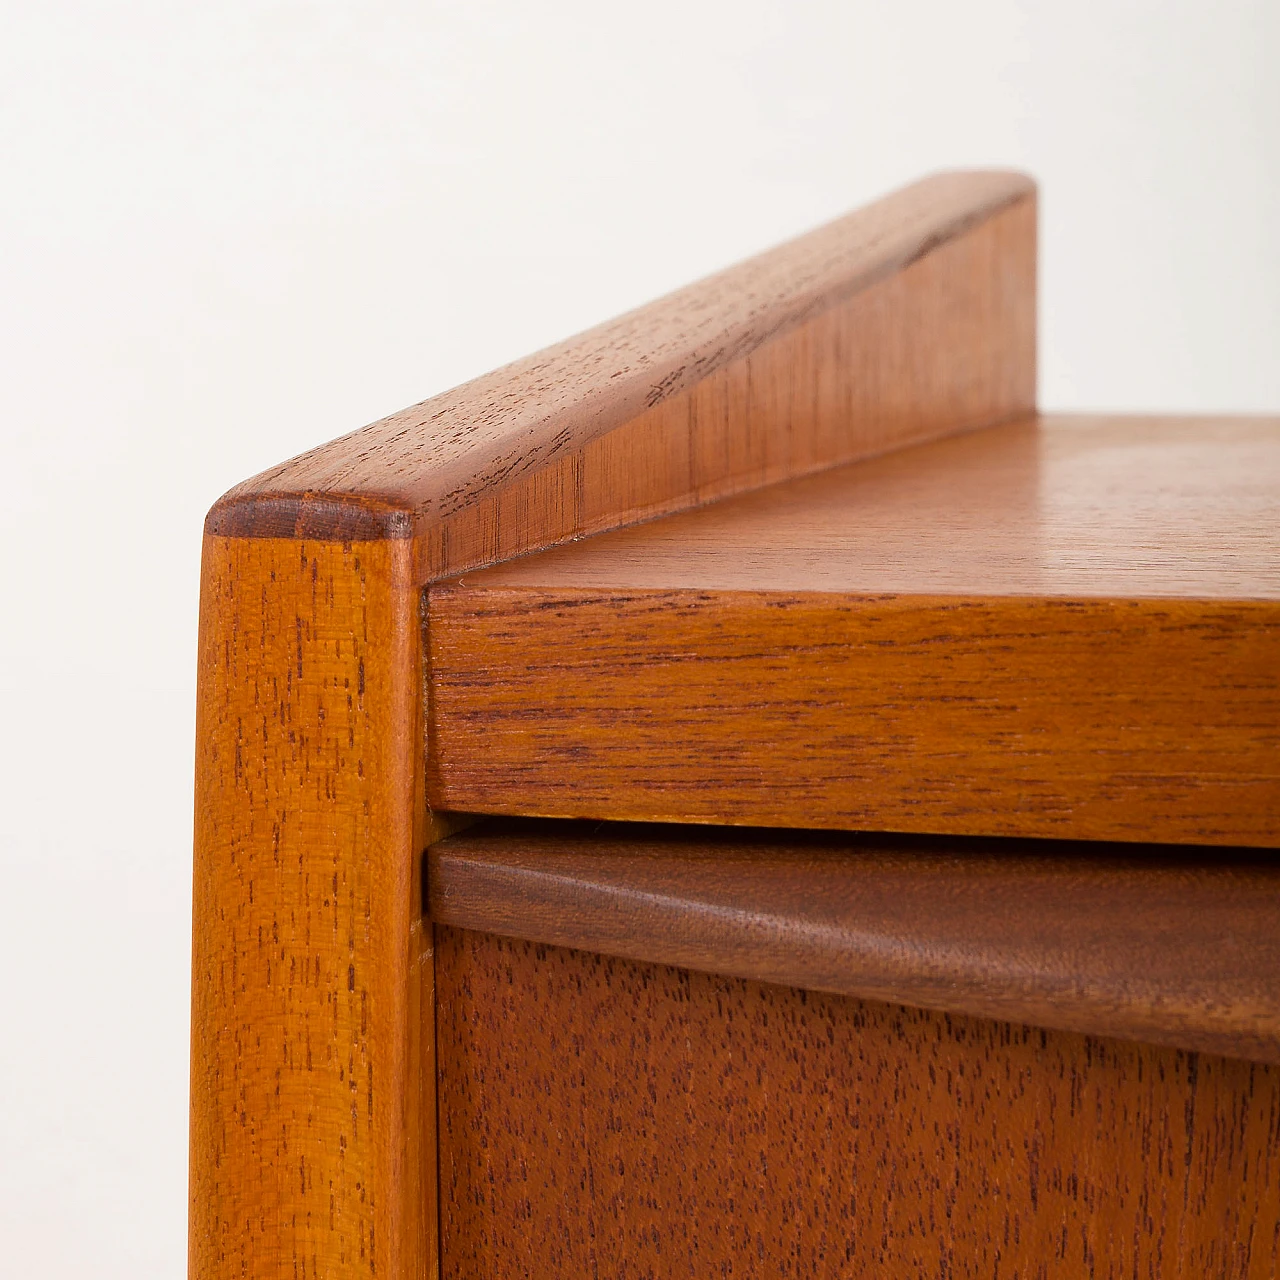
<box><xmin>205</xmin><ymin>170</ymin><xmax>1034</xmax><ymax>576</ymax></box>
<box><xmin>435</xmin><ymin>927</ymin><xmax>1280</xmax><ymax>1280</ymax></box>
<box><xmin>427</xmin><ymin>820</ymin><xmax>1280</xmax><ymax>1064</ymax></box>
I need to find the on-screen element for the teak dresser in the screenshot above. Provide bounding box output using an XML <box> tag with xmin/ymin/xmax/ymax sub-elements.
<box><xmin>191</xmin><ymin>171</ymin><xmax>1280</xmax><ymax>1279</ymax></box>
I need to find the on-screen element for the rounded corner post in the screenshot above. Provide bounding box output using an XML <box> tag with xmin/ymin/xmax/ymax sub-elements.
<box><xmin>191</xmin><ymin>529</ymin><xmax>434</xmax><ymax>1280</ymax></box>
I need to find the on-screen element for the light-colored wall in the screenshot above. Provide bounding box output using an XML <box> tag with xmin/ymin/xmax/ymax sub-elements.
<box><xmin>1</xmin><ymin>2</ymin><xmax>1276</xmax><ymax>1274</ymax></box>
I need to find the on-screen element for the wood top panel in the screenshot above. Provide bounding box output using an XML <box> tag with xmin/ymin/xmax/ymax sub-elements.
<box><xmin>204</xmin><ymin>170</ymin><xmax>1032</xmax><ymax>548</ymax></box>
<box><xmin>460</xmin><ymin>413</ymin><xmax>1280</xmax><ymax>601</ymax></box>
<box><xmin>426</xmin><ymin>411</ymin><xmax>1279</xmax><ymax>844</ymax></box>
<box><xmin>428</xmin><ymin>819</ymin><xmax>1280</xmax><ymax>1063</ymax></box>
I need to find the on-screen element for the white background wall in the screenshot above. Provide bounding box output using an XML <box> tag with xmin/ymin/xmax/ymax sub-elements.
<box><xmin>1</xmin><ymin>2</ymin><xmax>1276</xmax><ymax>1273</ymax></box>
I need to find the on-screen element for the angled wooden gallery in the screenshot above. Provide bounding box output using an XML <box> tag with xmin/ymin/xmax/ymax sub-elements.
<box><xmin>191</xmin><ymin>172</ymin><xmax>1280</xmax><ymax>1278</ymax></box>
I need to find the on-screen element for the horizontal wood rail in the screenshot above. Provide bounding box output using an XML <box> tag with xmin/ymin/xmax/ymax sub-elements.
<box><xmin>429</xmin><ymin>818</ymin><xmax>1280</xmax><ymax>1064</ymax></box>
<box><xmin>206</xmin><ymin>169</ymin><xmax>1034</xmax><ymax>577</ymax></box>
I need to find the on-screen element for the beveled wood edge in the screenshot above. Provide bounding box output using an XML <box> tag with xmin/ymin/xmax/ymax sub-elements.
<box><xmin>206</xmin><ymin>170</ymin><xmax>1033</xmax><ymax>547</ymax></box>
<box><xmin>426</xmin><ymin>819</ymin><xmax>1280</xmax><ymax>1065</ymax></box>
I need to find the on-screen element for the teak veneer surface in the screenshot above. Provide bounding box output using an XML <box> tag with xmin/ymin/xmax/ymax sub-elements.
<box><xmin>435</xmin><ymin>926</ymin><xmax>1280</xmax><ymax>1280</ymax></box>
<box><xmin>428</xmin><ymin>820</ymin><xmax>1280</xmax><ymax>1064</ymax></box>
<box><xmin>427</xmin><ymin>413</ymin><xmax>1280</xmax><ymax>847</ymax></box>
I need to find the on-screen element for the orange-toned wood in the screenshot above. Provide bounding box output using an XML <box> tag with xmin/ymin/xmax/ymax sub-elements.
<box><xmin>428</xmin><ymin>819</ymin><xmax>1280</xmax><ymax>1063</ymax></box>
<box><xmin>191</xmin><ymin>537</ymin><xmax>435</xmax><ymax>1280</ymax></box>
<box><xmin>206</xmin><ymin>171</ymin><xmax>1034</xmax><ymax>580</ymax></box>
<box><xmin>425</xmin><ymin>414</ymin><xmax>1280</xmax><ymax>847</ymax></box>
<box><xmin>435</xmin><ymin>926</ymin><xmax>1280</xmax><ymax>1279</ymax></box>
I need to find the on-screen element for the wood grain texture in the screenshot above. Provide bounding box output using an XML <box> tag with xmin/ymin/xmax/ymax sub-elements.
<box><xmin>435</xmin><ymin>926</ymin><xmax>1280</xmax><ymax>1280</ymax></box>
<box><xmin>428</xmin><ymin>820</ymin><xmax>1280</xmax><ymax>1063</ymax></box>
<box><xmin>206</xmin><ymin>170</ymin><xmax>1035</xmax><ymax>584</ymax></box>
<box><xmin>191</xmin><ymin>536</ymin><xmax>437</xmax><ymax>1280</ymax></box>
<box><xmin>426</xmin><ymin>415</ymin><xmax>1280</xmax><ymax>847</ymax></box>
